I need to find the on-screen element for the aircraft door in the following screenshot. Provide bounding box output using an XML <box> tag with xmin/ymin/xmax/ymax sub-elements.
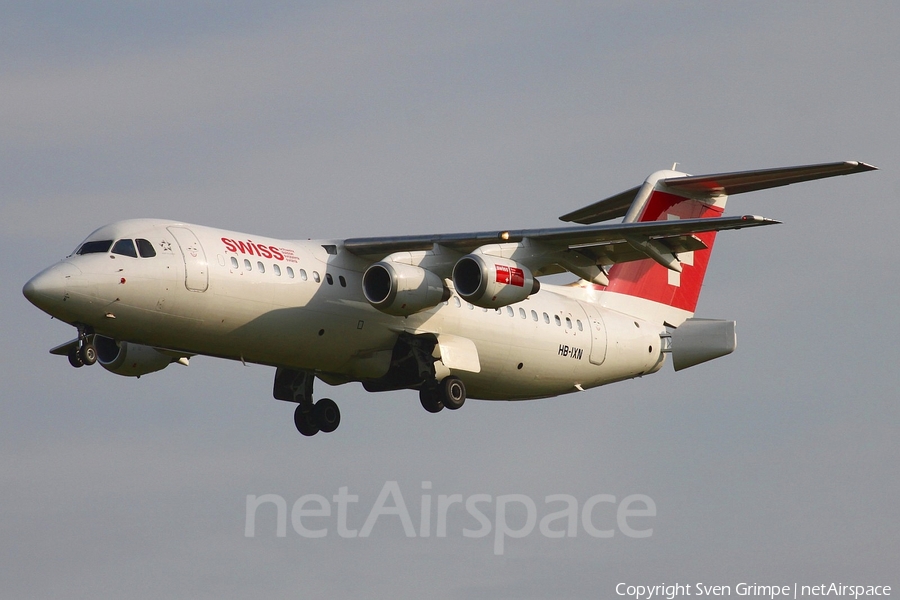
<box><xmin>167</xmin><ymin>226</ymin><xmax>209</xmax><ymax>292</ymax></box>
<box><xmin>580</xmin><ymin>303</ymin><xmax>607</xmax><ymax>365</ymax></box>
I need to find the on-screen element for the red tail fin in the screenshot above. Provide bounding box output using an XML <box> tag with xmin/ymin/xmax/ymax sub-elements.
<box><xmin>605</xmin><ymin>186</ymin><xmax>723</xmax><ymax>315</ymax></box>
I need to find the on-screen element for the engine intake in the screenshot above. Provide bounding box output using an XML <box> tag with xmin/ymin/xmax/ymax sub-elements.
<box><xmin>95</xmin><ymin>335</ymin><xmax>173</xmax><ymax>377</ymax></box>
<box><xmin>362</xmin><ymin>261</ymin><xmax>450</xmax><ymax>316</ymax></box>
<box><xmin>452</xmin><ymin>255</ymin><xmax>540</xmax><ymax>308</ymax></box>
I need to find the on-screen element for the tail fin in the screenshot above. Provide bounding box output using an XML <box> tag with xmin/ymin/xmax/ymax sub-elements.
<box><xmin>603</xmin><ymin>168</ymin><xmax>723</xmax><ymax>322</ymax></box>
<box><xmin>577</xmin><ymin>161</ymin><xmax>876</xmax><ymax>326</ymax></box>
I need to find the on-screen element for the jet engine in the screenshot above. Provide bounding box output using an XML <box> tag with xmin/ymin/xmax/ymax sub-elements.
<box><xmin>95</xmin><ymin>335</ymin><xmax>174</xmax><ymax>377</ymax></box>
<box><xmin>362</xmin><ymin>261</ymin><xmax>450</xmax><ymax>316</ymax></box>
<box><xmin>452</xmin><ymin>254</ymin><xmax>540</xmax><ymax>309</ymax></box>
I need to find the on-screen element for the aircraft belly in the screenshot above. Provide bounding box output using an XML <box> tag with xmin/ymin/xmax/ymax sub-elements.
<box><xmin>419</xmin><ymin>295</ymin><xmax>599</xmax><ymax>401</ymax></box>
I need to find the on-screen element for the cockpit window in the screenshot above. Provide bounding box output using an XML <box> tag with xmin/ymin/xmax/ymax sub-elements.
<box><xmin>112</xmin><ymin>239</ymin><xmax>138</xmax><ymax>258</ymax></box>
<box><xmin>77</xmin><ymin>240</ymin><xmax>113</xmax><ymax>255</ymax></box>
<box><xmin>136</xmin><ymin>238</ymin><xmax>156</xmax><ymax>258</ymax></box>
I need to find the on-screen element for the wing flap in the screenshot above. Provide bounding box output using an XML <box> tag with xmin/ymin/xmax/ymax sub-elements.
<box><xmin>570</xmin><ymin>234</ymin><xmax>707</xmax><ymax>267</ymax></box>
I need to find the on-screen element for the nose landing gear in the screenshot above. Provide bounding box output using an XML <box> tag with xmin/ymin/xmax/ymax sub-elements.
<box><xmin>67</xmin><ymin>327</ymin><xmax>97</xmax><ymax>368</ymax></box>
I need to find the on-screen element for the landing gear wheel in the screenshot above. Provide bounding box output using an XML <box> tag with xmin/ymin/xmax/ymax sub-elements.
<box><xmin>419</xmin><ymin>386</ymin><xmax>444</xmax><ymax>413</ymax></box>
<box><xmin>294</xmin><ymin>405</ymin><xmax>319</xmax><ymax>436</ymax></box>
<box><xmin>313</xmin><ymin>398</ymin><xmax>341</xmax><ymax>433</ymax></box>
<box><xmin>440</xmin><ymin>376</ymin><xmax>466</xmax><ymax>410</ymax></box>
<box><xmin>79</xmin><ymin>342</ymin><xmax>97</xmax><ymax>366</ymax></box>
<box><xmin>68</xmin><ymin>346</ymin><xmax>84</xmax><ymax>368</ymax></box>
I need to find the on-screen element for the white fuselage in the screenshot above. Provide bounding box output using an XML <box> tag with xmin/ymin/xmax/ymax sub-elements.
<box><xmin>28</xmin><ymin>219</ymin><xmax>667</xmax><ymax>400</ymax></box>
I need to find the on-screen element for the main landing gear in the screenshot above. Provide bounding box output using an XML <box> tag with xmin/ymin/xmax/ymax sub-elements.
<box><xmin>67</xmin><ymin>327</ymin><xmax>97</xmax><ymax>368</ymax></box>
<box><xmin>273</xmin><ymin>368</ymin><xmax>341</xmax><ymax>437</ymax></box>
<box><xmin>293</xmin><ymin>398</ymin><xmax>340</xmax><ymax>437</ymax></box>
<box><xmin>418</xmin><ymin>375</ymin><xmax>466</xmax><ymax>414</ymax></box>
<box><xmin>274</xmin><ymin>368</ymin><xmax>468</xmax><ymax>436</ymax></box>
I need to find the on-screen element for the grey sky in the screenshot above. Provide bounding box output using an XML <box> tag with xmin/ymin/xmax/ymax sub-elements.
<box><xmin>2</xmin><ymin>2</ymin><xmax>898</xmax><ymax>598</ymax></box>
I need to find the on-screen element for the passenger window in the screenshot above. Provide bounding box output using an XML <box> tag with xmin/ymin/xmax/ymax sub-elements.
<box><xmin>136</xmin><ymin>238</ymin><xmax>156</xmax><ymax>258</ymax></box>
<box><xmin>326</xmin><ymin>273</ymin><xmax>333</xmax><ymax>285</ymax></box>
<box><xmin>519</xmin><ymin>308</ymin><xmax>526</xmax><ymax>319</ymax></box>
<box><xmin>566</xmin><ymin>317</ymin><xmax>572</xmax><ymax>329</ymax></box>
<box><xmin>531</xmin><ymin>310</ymin><xmax>538</xmax><ymax>321</ymax></box>
<box><xmin>543</xmin><ymin>312</ymin><xmax>550</xmax><ymax>324</ymax></box>
<box><xmin>244</xmin><ymin>259</ymin><xmax>252</xmax><ymax>271</ymax></box>
<box><xmin>257</xmin><ymin>261</ymin><xmax>265</xmax><ymax>273</ymax></box>
<box><xmin>577</xmin><ymin>320</ymin><xmax>583</xmax><ymax>331</ymax></box>
<box><xmin>273</xmin><ymin>264</ymin><xmax>281</xmax><ymax>276</ymax></box>
<box><xmin>231</xmin><ymin>257</ymin><xmax>238</xmax><ymax>269</ymax></box>
<box><xmin>299</xmin><ymin>269</ymin><xmax>308</xmax><ymax>281</ymax></box>
<box><xmin>77</xmin><ymin>240</ymin><xmax>113</xmax><ymax>255</ymax></box>
<box><xmin>339</xmin><ymin>275</ymin><xmax>346</xmax><ymax>287</ymax></box>
<box><xmin>454</xmin><ymin>297</ymin><xmax>461</xmax><ymax>308</ymax></box>
<box><xmin>287</xmin><ymin>267</ymin><xmax>295</xmax><ymax>278</ymax></box>
<box><xmin>506</xmin><ymin>307</ymin><xmax>514</xmax><ymax>317</ymax></box>
<box><xmin>112</xmin><ymin>239</ymin><xmax>137</xmax><ymax>258</ymax></box>
<box><xmin>555</xmin><ymin>315</ymin><xmax>562</xmax><ymax>326</ymax></box>
<box><xmin>313</xmin><ymin>272</ymin><xmax>321</xmax><ymax>283</ymax></box>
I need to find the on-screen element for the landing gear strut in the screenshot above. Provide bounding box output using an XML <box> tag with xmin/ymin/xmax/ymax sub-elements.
<box><xmin>274</xmin><ymin>368</ymin><xmax>341</xmax><ymax>436</ymax></box>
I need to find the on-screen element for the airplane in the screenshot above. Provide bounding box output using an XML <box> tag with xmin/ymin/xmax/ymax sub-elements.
<box><xmin>23</xmin><ymin>161</ymin><xmax>875</xmax><ymax>436</ymax></box>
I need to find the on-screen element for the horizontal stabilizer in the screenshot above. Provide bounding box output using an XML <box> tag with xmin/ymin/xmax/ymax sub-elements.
<box><xmin>558</xmin><ymin>185</ymin><xmax>640</xmax><ymax>225</ymax></box>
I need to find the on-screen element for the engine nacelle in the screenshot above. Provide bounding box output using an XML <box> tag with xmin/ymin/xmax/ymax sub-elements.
<box><xmin>452</xmin><ymin>254</ymin><xmax>540</xmax><ymax>309</ymax></box>
<box><xmin>362</xmin><ymin>261</ymin><xmax>450</xmax><ymax>316</ymax></box>
<box><xmin>95</xmin><ymin>335</ymin><xmax>173</xmax><ymax>377</ymax></box>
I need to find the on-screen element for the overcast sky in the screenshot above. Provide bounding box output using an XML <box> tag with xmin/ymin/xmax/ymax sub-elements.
<box><xmin>2</xmin><ymin>2</ymin><xmax>898</xmax><ymax>598</ymax></box>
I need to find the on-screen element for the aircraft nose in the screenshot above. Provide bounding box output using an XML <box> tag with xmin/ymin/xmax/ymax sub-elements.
<box><xmin>23</xmin><ymin>261</ymin><xmax>82</xmax><ymax>312</ymax></box>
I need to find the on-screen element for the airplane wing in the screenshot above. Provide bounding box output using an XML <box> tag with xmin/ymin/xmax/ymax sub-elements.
<box><xmin>344</xmin><ymin>161</ymin><xmax>874</xmax><ymax>281</ymax></box>
<box><xmin>344</xmin><ymin>214</ymin><xmax>776</xmax><ymax>264</ymax></box>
